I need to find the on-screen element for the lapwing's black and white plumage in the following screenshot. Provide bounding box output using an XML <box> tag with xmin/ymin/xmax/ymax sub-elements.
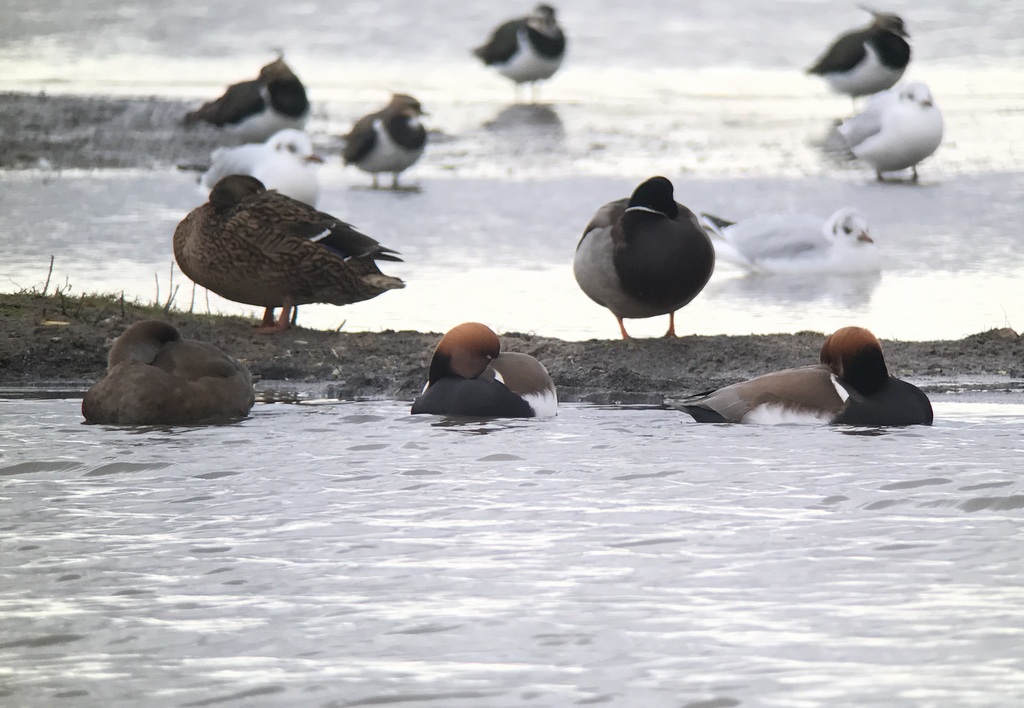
<box><xmin>185</xmin><ymin>56</ymin><xmax>310</xmax><ymax>142</ymax></box>
<box><xmin>573</xmin><ymin>176</ymin><xmax>715</xmax><ymax>339</ymax></box>
<box><xmin>342</xmin><ymin>94</ymin><xmax>427</xmax><ymax>190</ymax></box>
<box><xmin>474</xmin><ymin>4</ymin><xmax>566</xmax><ymax>100</ymax></box>
<box><xmin>807</xmin><ymin>9</ymin><xmax>911</xmax><ymax>99</ymax></box>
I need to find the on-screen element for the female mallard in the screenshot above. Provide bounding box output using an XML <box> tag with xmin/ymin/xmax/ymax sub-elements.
<box><xmin>573</xmin><ymin>176</ymin><xmax>715</xmax><ymax>339</ymax></box>
<box><xmin>174</xmin><ymin>174</ymin><xmax>405</xmax><ymax>331</ymax></box>
<box><xmin>82</xmin><ymin>320</ymin><xmax>254</xmax><ymax>425</ymax></box>
<box><xmin>411</xmin><ymin>322</ymin><xmax>557</xmax><ymax>418</ymax></box>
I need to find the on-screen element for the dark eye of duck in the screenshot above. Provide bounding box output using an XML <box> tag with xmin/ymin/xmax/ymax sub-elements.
<box><xmin>842</xmin><ymin>225</ymin><xmax>852</xmax><ymax>234</ymax></box>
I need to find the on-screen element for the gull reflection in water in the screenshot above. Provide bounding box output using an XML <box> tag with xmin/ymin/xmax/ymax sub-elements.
<box><xmin>707</xmin><ymin>270</ymin><xmax>882</xmax><ymax>308</ymax></box>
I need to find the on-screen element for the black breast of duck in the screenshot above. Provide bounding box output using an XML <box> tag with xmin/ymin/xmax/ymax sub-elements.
<box><xmin>676</xmin><ymin>326</ymin><xmax>932</xmax><ymax>425</ymax></box>
<box><xmin>412</xmin><ymin>322</ymin><xmax>557</xmax><ymax>418</ymax></box>
<box><xmin>574</xmin><ymin>176</ymin><xmax>715</xmax><ymax>338</ymax></box>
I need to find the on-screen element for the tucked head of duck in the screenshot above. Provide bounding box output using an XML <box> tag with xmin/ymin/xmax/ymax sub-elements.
<box><xmin>209</xmin><ymin>174</ymin><xmax>267</xmax><ymax>209</ymax></box>
<box><xmin>820</xmin><ymin>326</ymin><xmax>889</xmax><ymax>395</ymax></box>
<box><xmin>429</xmin><ymin>322</ymin><xmax>501</xmax><ymax>384</ymax></box>
<box><xmin>107</xmin><ymin>320</ymin><xmax>181</xmax><ymax>368</ymax></box>
<box><xmin>626</xmin><ymin>175</ymin><xmax>678</xmax><ymax>219</ymax></box>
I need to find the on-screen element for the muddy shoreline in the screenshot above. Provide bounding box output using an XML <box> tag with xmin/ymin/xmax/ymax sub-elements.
<box><xmin>2</xmin><ymin>293</ymin><xmax>1022</xmax><ymax>404</ymax></box>
<box><xmin>2</xmin><ymin>92</ymin><xmax>1023</xmax><ymax>404</ymax></box>
<box><xmin>0</xmin><ymin>91</ymin><xmax>238</xmax><ymax>170</ymax></box>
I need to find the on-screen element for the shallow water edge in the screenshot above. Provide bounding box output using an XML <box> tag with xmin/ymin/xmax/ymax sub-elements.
<box><xmin>2</xmin><ymin>292</ymin><xmax>1023</xmax><ymax>404</ymax></box>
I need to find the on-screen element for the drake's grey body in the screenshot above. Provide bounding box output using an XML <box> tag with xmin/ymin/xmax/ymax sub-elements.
<box><xmin>574</xmin><ymin>177</ymin><xmax>715</xmax><ymax>338</ymax></box>
<box><xmin>676</xmin><ymin>327</ymin><xmax>933</xmax><ymax>426</ymax></box>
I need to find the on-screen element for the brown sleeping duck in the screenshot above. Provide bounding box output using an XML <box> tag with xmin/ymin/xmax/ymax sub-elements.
<box><xmin>82</xmin><ymin>320</ymin><xmax>255</xmax><ymax>425</ymax></box>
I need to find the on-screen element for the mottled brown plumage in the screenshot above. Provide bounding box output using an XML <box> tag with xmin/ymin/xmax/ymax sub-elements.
<box><xmin>173</xmin><ymin>175</ymin><xmax>405</xmax><ymax>331</ymax></box>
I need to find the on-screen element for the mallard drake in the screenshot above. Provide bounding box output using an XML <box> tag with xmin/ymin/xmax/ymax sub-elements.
<box><xmin>173</xmin><ymin>174</ymin><xmax>405</xmax><ymax>332</ymax></box>
<box><xmin>82</xmin><ymin>320</ymin><xmax>254</xmax><ymax>425</ymax></box>
<box><xmin>573</xmin><ymin>176</ymin><xmax>715</xmax><ymax>339</ymax></box>
<box><xmin>411</xmin><ymin>322</ymin><xmax>557</xmax><ymax>418</ymax></box>
<box><xmin>184</xmin><ymin>55</ymin><xmax>310</xmax><ymax>141</ymax></box>
<box><xmin>675</xmin><ymin>326</ymin><xmax>933</xmax><ymax>425</ymax></box>
<box><xmin>343</xmin><ymin>94</ymin><xmax>427</xmax><ymax>190</ymax></box>
<box><xmin>474</xmin><ymin>4</ymin><xmax>566</xmax><ymax>100</ymax></box>
<box><xmin>807</xmin><ymin>9</ymin><xmax>911</xmax><ymax>99</ymax></box>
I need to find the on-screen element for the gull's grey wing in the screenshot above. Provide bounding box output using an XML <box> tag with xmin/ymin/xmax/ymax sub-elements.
<box><xmin>719</xmin><ymin>214</ymin><xmax>830</xmax><ymax>262</ymax></box>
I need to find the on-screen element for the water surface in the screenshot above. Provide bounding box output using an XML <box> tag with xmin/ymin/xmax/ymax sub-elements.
<box><xmin>2</xmin><ymin>398</ymin><xmax>1024</xmax><ymax>706</ymax></box>
<box><xmin>2</xmin><ymin>4</ymin><xmax>1024</xmax><ymax>703</ymax></box>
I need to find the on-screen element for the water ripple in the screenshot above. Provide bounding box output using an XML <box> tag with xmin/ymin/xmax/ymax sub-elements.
<box><xmin>1</xmin><ymin>398</ymin><xmax>1024</xmax><ymax>706</ymax></box>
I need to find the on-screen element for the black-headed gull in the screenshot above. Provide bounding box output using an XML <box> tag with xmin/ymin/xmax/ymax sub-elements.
<box><xmin>699</xmin><ymin>208</ymin><xmax>880</xmax><ymax>274</ymax></box>
<box><xmin>827</xmin><ymin>81</ymin><xmax>944</xmax><ymax>182</ymax></box>
<box><xmin>200</xmin><ymin>129</ymin><xmax>322</xmax><ymax>207</ymax></box>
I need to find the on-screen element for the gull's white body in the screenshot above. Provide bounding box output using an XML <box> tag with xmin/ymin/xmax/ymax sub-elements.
<box><xmin>200</xmin><ymin>129</ymin><xmax>320</xmax><ymax>207</ymax></box>
<box><xmin>834</xmin><ymin>82</ymin><xmax>944</xmax><ymax>177</ymax></box>
<box><xmin>701</xmin><ymin>208</ymin><xmax>880</xmax><ymax>274</ymax></box>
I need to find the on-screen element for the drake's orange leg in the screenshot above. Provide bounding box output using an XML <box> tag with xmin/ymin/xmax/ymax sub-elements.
<box><xmin>664</xmin><ymin>311</ymin><xmax>677</xmax><ymax>338</ymax></box>
<box><xmin>617</xmin><ymin>317</ymin><xmax>631</xmax><ymax>339</ymax></box>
